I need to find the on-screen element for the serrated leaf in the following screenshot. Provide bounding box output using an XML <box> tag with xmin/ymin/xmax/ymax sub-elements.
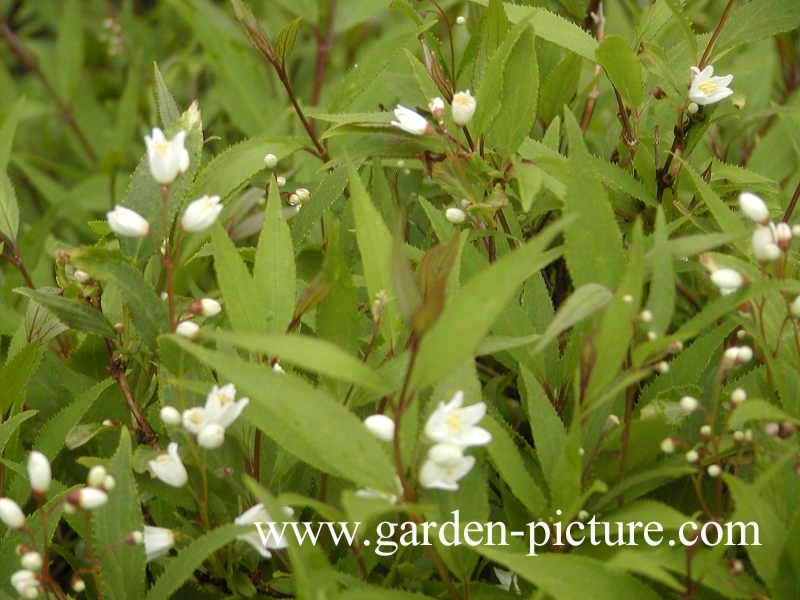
<box><xmin>646</xmin><ymin>207</ymin><xmax>675</xmax><ymax>334</ymax></box>
<box><xmin>153</xmin><ymin>62</ymin><xmax>180</xmax><ymax>128</ymax></box>
<box><xmin>596</xmin><ymin>35</ymin><xmax>644</xmax><ymax>106</ymax></box>
<box><xmin>0</xmin><ymin>98</ymin><xmax>24</xmax><ymax>241</ymax></box>
<box><xmin>254</xmin><ymin>177</ymin><xmax>295</xmax><ymax>333</ymax></box>
<box><xmin>274</xmin><ymin>17</ymin><xmax>302</xmax><ymax>66</ymax></box>
<box><xmin>0</xmin><ymin>410</ymin><xmax>36</xmax><ymax>456</ymax></box>
<box><xmin>0</xmin><ymin>343</ymin><xmax>43</xmax><ymax>414</ymax></box>
<box><xmin>713</xmin><ymin>0</ymin><xmax>800</xmax><ymax>61</ymax></box>
<box><xmin>532</xmin><ymin>283</ymin><xmax>612</xmax><ymax>355</ymax></box>
<box><xmin>520</xmin><ymin>366</ymin><xmax>564</xmax><ymax>485</ymax></box>
<box><xmin>72</xmin><ymin>248</ymin><xmax>169</xmax><ymax>352</ymax></box>
<box><xmin>14</xmin><ymin>288</ymin><xmax>116</xmax><ymax>338</ymax></box>
<box><xmin>55</xmin><ymin>0</ymin><xmax>83</xmax><ymax>101</ymax></box>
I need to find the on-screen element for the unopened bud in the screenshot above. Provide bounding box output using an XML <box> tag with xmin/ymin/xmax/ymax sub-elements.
<box><xmin>660</xmin><ymin>438</ymin><xmax>676</xmax><ymax>454</ymax></box>
<box><xmin>706</xmin><ymin>464</ymin><xmax>722</xmax><ymax>478</ymax></box>
<box><xmin>263</xmin><ymin>153</ymin><xmax>278</xmax><ymax>168</ymax></box>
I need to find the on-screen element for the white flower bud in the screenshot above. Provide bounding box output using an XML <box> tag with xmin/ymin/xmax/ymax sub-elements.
<box><xmin>143</xmin><ymin>526</ymin><xmax>176</xmax><ymax>561</ymax></box>
<box><xmin>391</xmin><ymin>105</ymin><xmax>431</xmax><ymax>135</ymax></box>
<box><xmin>765</xmin><ymin>422</ymin><xmax>780</xmax><ymax>436</ymax></box>
<box><xmin>197</xmin><ymin>424</ymin><xmax>225</xmax><ymax>449</ymax></box>
<box><xmin>699</xmin><ymin>425</ymin><xmax>712</xmax><ymax>438</ymax></box>
<box><xmin>710</xmin><ymin>268</ymin><xmax>744</xmax><ymax>294</ymax></box>
<box><xmin>72</xmin><ymin>577</ymin><xmax>86</xmax><ymax>592</ymax></box>
<box><xmin>144</xmin><ymin>128</ymin><xmax>189</xmax><ymax>185</ymax></box>
<box><xmin>27</xmin><ymin>452</ymin><xmax>51</xmax><ymax>495</ymax></box>
<box><xmin>451</xmin><ymin>90</ymin><xmax>477</xmax><ymax>125</ymax></box>
<box><xmin>687</xmin><ymin>101</ymin><xmax>699</xmax><ymax>114</ymax></box>
<box><xmin>733</xmin><ymin>430</ymin><xmax>745</xmax><ymax>442</ymax></box>
<box><xmin>738</xmin><ymin>192</ymin><xmax>769</xmax><ymax>223</ymax></box>
<box><xmin>106</xmin><ymin>205</ymin><xmax>150</xmax><ymax>237</ymax></box>
<box><xmin>276</xmin><ymin>175</ymin><xmax>286</xmax><ymax>187</ymax></box>
<box><xmin>752</xmin><ymin>225</ymin><xmax>781</xmax><ymax>261</ymax></box>
<box><xmin>185</xmin><ymin>100</ymin><xmax>201</xmax><ymax>128</ymax></box>
<box><xmin>288</xmin><ymin>193</ymin><xmax>300</xmax><ymax>206</ymax></box>
<box><xmin>685</xmin><ymin>450</ymin><xmax>699</xmax><ymax>463</ymax></box>
<box><xmin>428</xmin><ymin>443</ymin><xmax>465</xmax><ymax>468</ymax></box>
<box><xmin>175</xmin><ymin>321</ymin><xmax>200</xmax><ymax>339</ymax></box>
<box><xmin>655</xmin><ymin>361</ymin><xmax>670</xmax><ymax>373</ymax></box>
<box><xmin>11</xmin><ymin>570</ymin><xmax>39</xmax><ymax>597</ymax></box>
<box><xmin>272</xmin><ymin>362</ymin><xmax>285</xmax><ymax>374</ymax></box>
<box><xmin>706</xmin><ymin>464</ymin><xmax>722</xmax><ymax>478</ymax></box>
<box><xmin>622</xmin><ymin>294</ymin><xmax>633</xmax><ymax>304</ymax></box>
<box><xmin>736</xmin><ymin>345</ymin><xmax>753</xmax><ymax>363</ymax></box>
<box><xmin>456</xmin><ymin>15</ymin><xmax>466</xmax><ymax>25</ymax></box>
<box><xmin>263</xmin><ymin>153</ymin><xmax>278</xmax><ymax>168</ymax></box>
<box><xmin>660</xmin><ymin>438</ymin><xmax>675</xmax><ymax>454</ymax></box>
<box><xmin>160</xmin><ymin>405</ymin><xmax>182</xmax><ymax>426</ymax></box>
<box><xmin>295</xmin><ymin>188</ymin><xmax>311</xmax><ymax>202</ymax></box>
<box><xmin>428</xmin><ymin>97</ymin><xmax>445</xmax><ymax>117</ymax></box>
<box><xmin>680</xmin><ymin>396</ymin><xmax>699</xmax><ymax>413</ymax></box>
<box><xmin>603</xmin><ymin>414</ymin><xmax>620</xmax><ymax>432</ymax></box>
<box><xmin>20</xmin><ymin>552</ymin><xmax>42</xmax><ymax>571</ymax></box>
<box><xmin>87</xmin><ymin>465</ymin><xmax>107</xmax><ymax>488</ymax></box>
<box><xmin>181</xmin><ymin>195</ymin><xmax>222</xmax><ymax>233</ymax></box>
<box><xmin>363</xmin><ymin>414</ymin><xmax>395</xmax><ymax>442</ymax></box>
<box><xmin>130</xmin><ymin>530</ymin><xmax>144</xmax><ymax>545</ymax></box>
<box><xmin>744</xmin><ymin>429</ymin><xmax>753</xmax><ymax>442</ymax></box>
<box><xmin>730</xmin><ymin>388</ymin><xmax>746</xmax><ymax>405</ymax></box>
<box><xmin>639</xmin><ymin>309</ymin><xmax>653</xmax><ymax>322</ymax></box>
<box><xmin>445</xmin><ymin>207</ymin><xmax>467</xmax><ymax>224</ymax></box>
<box><xmin>199</xmin><ymin>298</ymin><xmax>221</xmax><ymax>317</ymax></box>
<box><xmin>76</xmin><ymin>487</ymin><xmax>108</xmax><ymax>510</ymax></box>
<box><xmin>102</xmin><ymin>475</ymin><xmax>116</xmax><ymax>491</ymax></box>
<box><xmin>73</xmin><ymin>269</ymin><xmax>90</xmax><ymax>283</ymax></box>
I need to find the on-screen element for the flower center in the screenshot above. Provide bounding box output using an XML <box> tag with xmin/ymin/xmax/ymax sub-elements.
<box><xmin>446</xmin><ymin>412</ymin><xmax>463</xmax><ymax>433</ymax></box>
<box><xmin>155</xmin><ymin>141</ymin><xmax>169</xmax><ymax>155</ymax></box>
<box><xmin>698</xmin><ymin>80</ymin><xmax>718</xmax><ymax>94</ymax></box>
<box><xmin>217</xmin><ymin>393</ymin><xmax>232</xmax><ymax>406</ymax></box>
<box><xmin>156</xmin><ymin>454</ymin><xmax>171</xmax><ymax>464</ymax></box>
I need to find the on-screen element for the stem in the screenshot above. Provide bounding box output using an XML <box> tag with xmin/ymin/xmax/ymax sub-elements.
<box><xmin>159</xmin><ymin>185</ymin><xmax>177</xmax><ymax>331</ymax></box>
<box><xmin>106</xmin><ymin>339</ymin><xmax>159</xmax><ymax>448</ymax></box>
<box><xmin>310</xmin><ymin>0</ymin><xmax>336</xmax><ymax>108</ymax></box>
<box><xmin>783</xmin><ymin>176</ymin><xmax>800</xmax><ymax>223</ymax></box>
<box><xmin>697</xmin><ymin>0</ymin><xmax>736</xmax><ymax>68</ymax></box>
<box><xmin>0</xmin><ymin>23</ymin><xmax>98</xmax><ymax>165</ymax></box>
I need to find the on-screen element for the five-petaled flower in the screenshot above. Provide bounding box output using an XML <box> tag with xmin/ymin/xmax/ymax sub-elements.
<box><xmin>145</xmin><ymin>128</ymin><xmax>190</xmax><ymax>185</ymax></box>
<box><xmin>424</xmin><ymin>390</ymin><xmax>491</xmax><ymax>448</ymax></box>
<box><xmin>688</xmin><ymin>65</ymin><xmax>733</xmax><ymax>106</ymax></box>
<box><xmin>148</xmin><ymin>442</ymin><xmax>188</xmax><ymax>487</ymax></box>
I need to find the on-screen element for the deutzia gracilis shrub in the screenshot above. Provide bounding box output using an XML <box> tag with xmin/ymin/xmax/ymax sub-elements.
<box><xmin>0</xmin><ymin>1</ymin><xmax>799</xmax><ymax>598</ymax></box>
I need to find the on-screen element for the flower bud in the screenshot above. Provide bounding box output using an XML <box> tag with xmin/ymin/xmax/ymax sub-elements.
<box><xmin>276</xmin><ymin>175</ymin><xmax>286</xmax><ymax>187</ymax></box>
<box><xmin>685</xmin><ymin>450</ymin><xmax>699</xmax><ymax>464</ymax></box>
<box><xmin>20</xmin><ymin>552</ymin><xmax>42</xmax><ymax>571</ymax></box>
<box><xmin>263</xmin><ymin>153</ymin><xmax>278</xmax><ymax>168</ymax></box>
<box><xmin>445</xmin><ymin>207</ymin><xmax>467</xmax><ymax>224</ymax></box>
<box><xmin>764</xmin><ymin>422</ymin><xmax>780</xmax><ymax>436</ymax></box>
<box><xmin>175</xmin><ymin>321</ymin><xmax>200</xmax><ymax>339</ymax></box>
<box><xmin>660</xmin><ymin>438</ymin><xmax>676</xmax><ymax>454</ymax></box>
<box><xmin>655</xmin><ymin>361</ymin><xmax>670</xmax><ymax>373</ymax></box>
<box><xmin>428</xmin><ymin>443</ymin><xmax>465</xmax><ymax>468</ymax></box>
<box><xmin>738</xmin><ymin>192</ymin><xmax>769</xmax><ymax>223</ymax></box>
<box><xmin>706</xmin><ymin>464</ymin><xmax>722</xmax><ymax>478</ymax></box>
<box><xmin>160</xmin><ymin>405</ymin><xmax>182</xmax><ymax>426</ymax></box>
<box><xmin>699</xmin><ymin>425</ymin><xmax>712</xmax><ymax>439</ymax></box>
<box><xmin>687</xmin><ymin>101</ymin><xmax>699</xmax><ymax>114</ymax></box>
<box><xmin>776</xmin><ymin>222</ymin><xmax>792</xmax><ymax>250</ymax></box>
<box><xmin>197</xmin><ymin>424</ymin><xmax>225</xmax><ymax>449</ymax></box>
<box><xmin>106</xmin><ymin>206</ymin><xmax>150</xmax><ymax>237</ymax></box>
<box><xmin>730</xmin><ymin>388</ymin><xmax>746</xmax><ymax>406</ymax></box>
<box><xmin>751</xmin><ymin>225</ymin><xmax>781</xmax><ymax>261</ymax></box>
<box><xmin>451</xmin><ymin>90</ymin><xmax>476</xmax><ymax>125</ymax></box>
<box><xmin>181</xmin><ymin>195</ymin><xmax>222</xmax><ymax>233</ymax></box>
<box><xmin>391</xmin><ymin>105</ymin><xmax>431</xmax><ymax>135</ymax></box>
<box><xmin>428</xmin><ymin>96</ymin><xmax>445</xmax><ymax>117</ymax></box>
<box><xmin>27</xmin><ymin>452</ymin><xmax>51</xmax><ymax>495</ymax></box>
<box><xmin>639</xmin><ymin>309</ymin><xmax>653</xmax><ymax>323</ymax></box>
<box><xmin>69</xmin><ymin>487</ymin><xmax>108</xmax><ymax>510</ymax></box>
<box><xmin>603</xmin><ymin>414</ymin><xmax>620</xmax><ymax>433</ymax></box>
<box><xmin>733</xmin><ymin>430</ymin><xmax>745</xmax><ymax>443</ymax></box>
<box><xmin>103</xmin><ymin>475</ymin><xmax>116</xmax><ymax>491</ymax></box>
<box><xmin>710</xmin><ymin>268</ymin><xmax>744</xmax><ymax>294</ymax></box>
<box><xmin>73</xmin><ymin>269</ymin><xmax>91</xmax><ymax>283</ymax></box>
<box><xmin>72</xmin><ymin>576</ymin><xmax>86</xmax><ymax>592</ymax></box>
<box><xmin>198</xmin><ymin>298</ymin><xmax>222</xmax><ymax>317</ymax></box>
<box><xmin>680</xmin><ymin>396</ymin><xmax>699</xmax><ymax>413</ymax></box>
<box><xmin>87</xmin><ymin>465</ymin><xmax>107</xmax><ymax>488</ymax></box>
<box><xmin>0</xmin><ymin>498</ymin><xmax>26</xmax><ymax>529</ymax></box>
<box><xmin>363</xmin><ymin>414</ymin><xmax>395</xmax><ymax>442</ymax></box>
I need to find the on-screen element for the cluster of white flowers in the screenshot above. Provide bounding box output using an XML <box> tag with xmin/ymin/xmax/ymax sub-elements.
<box><xmin>420</xmin><ymin>391</ymin><xmax>491</xmax><ymax>491</ymax></box>
<box><xmin>106</xmin><ymin>120</ymin><xmax>223</xmax><ymax>238</ymax></box>
<box><xmin>390</xmin><ymin>90</ymin><xmax>476</xmax><ymax>135</ymax></box>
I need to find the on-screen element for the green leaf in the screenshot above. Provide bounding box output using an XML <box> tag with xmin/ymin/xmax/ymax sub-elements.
<box><xmin>201</xmin><ymin>329</ymin><xmax>389</xmax><ymax>393</ymax></box>
<box><xmin>93</xmin><ymin>429</ymin><xmax>145</xmax><ymax>600</ymax></box>
<box><xmin>168</xmin><ymin>336</ymin><xmax>397</xmax><ymax>490</ymax></box>
<box><xmin>254</xmin><ymin>177</ymin><xmax>295</xmax><ymax>333</ymax></box>
<box><xmin>469</xmin><ymin>0</ymin><xmax>598</xmax><ymax>61</ymax></box>
<box><xmin>0</xmin><ymin>97</ymin><xmax>24</xmax><ymax>241</ymax></box>
<box><xmin>562</xmin><ymin>109</ymin><xmax>624</xmax><ymax>288</ymax></box>
<box><xmin>729</xmin><ymin>399</ymin><xmax>792</xmax><ymax>429</ymax></box>
<box><xmin>274</xmin><ymin>17</ymin><xmax>302</xmax><ymax>66</ymax></box>
<box><xmin>153</xmin><ymin>62</ymin><xmax>180</xmax><ymax>128</ymax></box>
<box><xmin>411</xmin><ymin>219</ymin><xmax>565</xmax><ymax>389</ymax></box>
<box><xmin>72</xmin><ymin>248</ymin><xmax>169</xmax><ymax>352</ymax></box>
<box><xmin>539</xmin><ymin>53</ymin><xmax>582</xmax><ymax>125</ymax></box>
<box><xmin>14</xmin><ymin>288</ymin><xmax>116</xmax><ymax>338</ymax></box>
<box><xmin>646</xmin><ymin>207</ymin><xmax>675</xmax><ymax>335</ymax></box>
<box><xmin>681</xmin><ymin>159</ymin><xmax>747</xmax><ymax>245</ymax></box>
<box><xmin>210</xmin><ymin>222</ymin><xmax>267</xmax><ymax>333</ymax></box>
<box><xmin>713</xmin><ymin>0</ymin><xmax>800</xmax><ymax>61</ymax></box>
<box><xmin>55</xmin><ymin>0</ymin><xmax>84</xmax><ymax>101</ymax></box>
<box><xmin>0</xmin><ymin>410</ymin><xmax>36</xmax><ymax>456</ymax></box>
<box><xmin>596</xmin><ymin>35</ymin><xmax>644</xmax><ymax>106</ymax></box>
<box><xmin>520</xmin><ymin>366</ymin><xmax>565</xmax><ymax>485</ymax></box>
<box><xmin>483</xmin><ymin>415</ymin><xmax>546</xmax><ymax>513</ymax></box>
<box><xmin>0</xmin><ymin>344</ymin><xmax>44</xmax><ymax>414</ymax></box>
<box><xmin>477</xmin><ymin>548</ymin><xmax>662</xmax><ymax>599</ymax></box>
<box><xmin>531</xmin><ymin>283</ymin><xmax>613</xmax><ymax>355</ymax></box>
<box><xmin>145</xmin><ymin>524</ymin><xmax>246</xmax><ymax>600</ymax></box>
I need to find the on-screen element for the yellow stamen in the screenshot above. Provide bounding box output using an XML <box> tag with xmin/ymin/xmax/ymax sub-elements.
<box><xmin>698</xmin><ymin>80</ymin><xmax>717</xmax><ymax>94</ymax></box>
<box><xmin>446</xmin><ymin>412</ymin><xmax>463</xmax><ymax>433</ymax></box>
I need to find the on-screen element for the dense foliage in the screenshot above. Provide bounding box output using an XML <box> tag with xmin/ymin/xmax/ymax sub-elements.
<box><xmin>1</xmin><ymin>0</ymin><xmax>800</xmax><ymax>598</ymax></box>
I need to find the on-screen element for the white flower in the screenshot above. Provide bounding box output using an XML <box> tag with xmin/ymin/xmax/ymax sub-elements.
<box><xmin>181</xmin><ymin>195</ymin><xmax>222</xmax><ymax>233</ymax></box>
<box><xmin>76</xmin><ymin>487</ymin><xmax>108</xmax><ymax>510</ymax></box>
<box><xmin>751</xmin><ymin>225</ymin><xmax>781</xmax><ymax>261</ymax></box>
<box><xmin>263</xmin><ymin>153</ymin><xmax>278</xmax><ymax>168</ymax></box>
<box><xmin>11</xmin><ymin>570</ymin><xmax>39</xmax><ymax>597</ymax></box>
<box><xmin>679</xmin><ymin>396</ymin><xmax>699</xmax><ymax>413</ymax></box>
<box><xmin>107</xmin><ymin>205</ymin><xmax>150</xmax><ymax>237</ymax></box>
<box><xmin>739</xmin><ymin>192</ymin><xmax>769</xmax><ymax>223</ymax></box>
<box><xmin>428</xmin><ymin>96</ymin><xmax>445</xmax><ymax>117</ymax></box>
<box><xmin>494</xmin><ymin>567</ymin><xmax>521</xmax><ymax>595</ymax></box>
<box><xmin>660</xmin><ymin>438</ymin><xmax>675</xmax><ymax>454</ymax></box>
<box><xmin>445</xmin><ymin>207</ymin><xmax>467</xmax><ymax>224</ymax></box>
<box><xmin>182</xmin><ymin>407</ymin><xmax>206</xmax><ymax>434</ymax></box>
<box><xmin>451</xmin><ymin>90</ymin><xmax>477</xmax><ymax>125</ymax></box>
<box><xmin>235</xmin><ymin>504</ymin><xmax>293</xmax><ymax>558</ymax></box>
<box><xmin>20</xmin><ymin>552</ymin><xmax>42</xmax><ymax>571</ymax></box>
<box><xmin>160</xmin><ymin>405</ymin><xmax>182</xmax><ymax>426</ymax></box>
<box><xmin>425</xmin><ymin>391</ymin><xmax>491</xmax><ymax>448</ymax></box>
<box><xmin>688</xmin><ymin>65</ymin><xmax>733</xmax><ymax>106</ymax></box>
<box><xmin>145</xmin><ymin>128</ymin><xmax>189</xmax><ymax>185</ymax></box>
<box><xmin>87</xmin><ymin>465</ymin><xmax>107</xmax><ymax>488</ymax></box>
<box><xmin>203</xmin><ymin>383</ymin><xmax>249</xmax><ymax>429</ymax></box>
<box><xmin>176</xmin><ymin>321</ymin><xmax>200</xmax><ymax>339</ymax></box>
<box><xmin>27</xmin><ymin>452</ymin><xmax>51</xmax><ymax>495</ymax></box>
<box><xmin>197</xmin><ymin>424</ymin><xmax>225</xmax><ymax>449</ymax></box>
<box><xmin>0</xmin><ymin>497</ymin><xmax>26</xmax><ymax>529</ymax></box>
<box><xmin>710</xmin><ymin>268</ymin><xmax>744</xmax><ymax>295</ymax></box>
<box><xmin>148</xmin><ymin>443</ymin><xmax>188</xmax><ymax>487</ymax></box>
<box><xmin>199</xmin><ymin>298</ymin><xmax>222</xmax><ymax>317</ymax></box>
<box><xmin>419</xmin><ymin>453</ymin><xmax>475</xmax><ymax>491</ymax></box>
<box><xmin>391</xmin><ymin>105</ymin><xmax>431</xmax><ymax>135</ymax></box>
<box><xmin>792</xmin><ymin>296</ymin><xmax>800</xmax><ymax>317</ymax></box>
<box><xmin>427</xmin><ymin>442</ymin><xmax>465</xmax><ymax>467</ymax></box>
<box><xmin>363</xmin><ymin>414</ymin><xmax>395</xmax><ymax>442</ymax></box>
<box><xmin>143</xmin><ymin>526</ymin><xmax>175</xmax><ymax>561</ymax></box>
